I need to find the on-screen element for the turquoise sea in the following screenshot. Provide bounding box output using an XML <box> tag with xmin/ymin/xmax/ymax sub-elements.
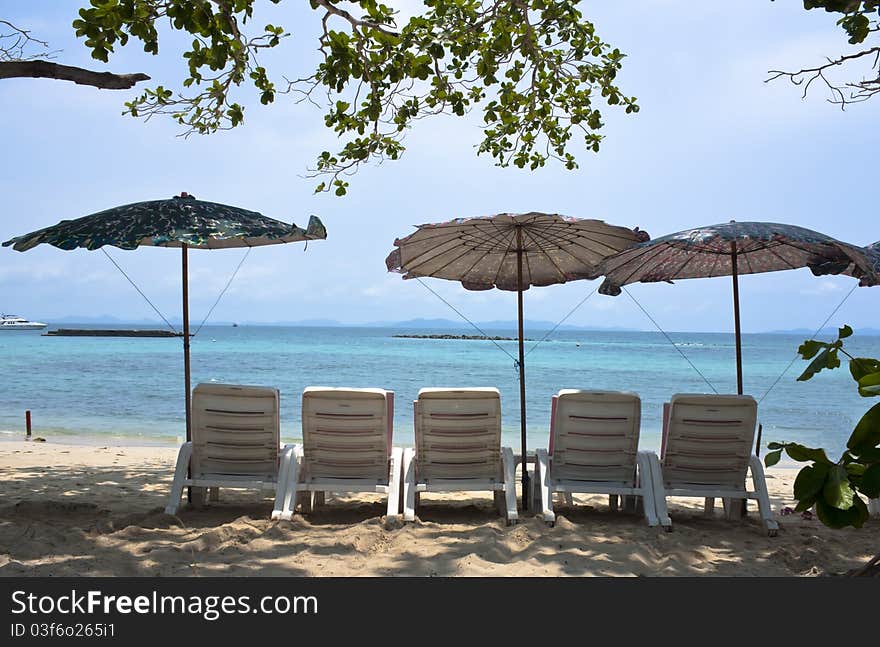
<box><xmin>1</xmin><ymin>324</ymin><xmax>878</xmax><ymax>458</ymax></box>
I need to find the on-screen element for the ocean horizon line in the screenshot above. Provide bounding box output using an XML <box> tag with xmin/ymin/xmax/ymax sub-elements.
<box><xmin>13</xmin><ymin>318</ymin><xmax>880</xmax><ymax>336</ymax></box>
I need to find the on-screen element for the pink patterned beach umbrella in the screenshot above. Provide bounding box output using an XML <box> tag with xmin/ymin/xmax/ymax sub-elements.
<box><xmin>595</xmin><ymin>221</ymin><xmax>878</xmax><ymax>395</ymax></box>
<box><xmin>386</xmin><ymin>212</ymin><xmax>647</xmax><ymax>509</ymax></box>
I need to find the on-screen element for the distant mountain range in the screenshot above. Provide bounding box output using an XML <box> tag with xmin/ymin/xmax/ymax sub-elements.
<box><xmin>766</xmin><ymin>327</ymin><xmax>880</xmax><ymax>337</ymax></box>
<box><xmin>37</xmin><ymin>316</ymin><xmax>880</xmax><ymax>335</ymax></box>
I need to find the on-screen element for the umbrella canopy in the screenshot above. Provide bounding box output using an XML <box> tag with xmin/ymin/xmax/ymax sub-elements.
<box><xmin>3</xmin><ymin>193</ymin><xmax>326</xmax><ymax>251</ymax></box>
<box><xmin>843</xmin><ymin>240</ymin><xmax>880</xmax><ymax>287</ymax></box>
<box><xmin>386</xmin><ymin>212</ymin><xmax>646</xmax><ymax>509</ymax></box>
<box><xmin>386</xmin><ymin>212</ymin><xmax>649</xmax><ymax>291</ymax></box>
<box><xmin>3</xmin><ymin>193</ymin><xmax>327</xmax><ymax>447</ymax></box>
<box><xmin>594</xmin><ymin>221</ymin><xmax>875</xmax><ymax>394</ymax></box>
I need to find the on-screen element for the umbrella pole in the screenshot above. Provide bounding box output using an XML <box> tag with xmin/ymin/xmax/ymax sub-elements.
<box><xmin>182</xmin><ymin>244</ymin><xmax>192</xmax><ymax>502</ymax></box>
<box><xmin>730</xmin><ymin>242</ymin><xmax>743</xmax><ymax>395</ymax></box>
<box><xmin>516</xmin><ymin>227</ymin><xmax>530</xmax><ymax>511</ymax></box>
<box><xmin>182</xmin><ymin>244</ymin><xmax>192</xmax><ymax>440</ymax></box>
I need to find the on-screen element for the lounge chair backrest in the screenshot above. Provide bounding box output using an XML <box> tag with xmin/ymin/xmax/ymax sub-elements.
<box><xmin>549</xmin><ymin>390</ymin><xmax>641</xmax><ymax>484</ymax></box>
<box><xmin>190</xmin><ymin>383</ymin><xmax>280</xmax><ymax>480</ymax></box>
<box><xmin>662</xmin><ymin>394</ymin><xmax>757</xmax><ymax>489</ymax></box>
<box><xmin>302</xmin><ymin>387</ymin><xmax>393</xmax><ymax>481</ymax></box>
<box><xmin>414</xmin><ymin>388</ymin><xmax>502</xmax><ymax>481</ymax></box>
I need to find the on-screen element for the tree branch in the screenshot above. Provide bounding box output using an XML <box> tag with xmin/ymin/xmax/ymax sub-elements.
<box><xmin>767</xmin><ymin>46</ymin><xmax>880</xmax><ymax>106</ymax></box>
<box><xmin>311</xmin><ymin>0</ymin><xmax>400</xmax><ymax>37</ymax></box>
<box><xmin>0</xmin><ymin>60</ymin><xmax>149</xmax><ymax>89</ymax></box>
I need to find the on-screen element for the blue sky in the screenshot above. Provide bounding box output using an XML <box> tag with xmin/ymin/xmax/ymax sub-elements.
<box><xmin>1</xmin><ymin>1</ymin><xmax>877</xmax><ymax>332</ymax></box>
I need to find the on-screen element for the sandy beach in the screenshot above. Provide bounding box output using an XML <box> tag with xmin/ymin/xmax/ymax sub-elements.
<box><xmin>0</xmin><ymin>439</ymin><xmax>875</xmax><ymax>577</ymax></box>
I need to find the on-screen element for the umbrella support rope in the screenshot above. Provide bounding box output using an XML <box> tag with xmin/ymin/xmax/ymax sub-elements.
<box><xmin>192</xmin><ymin>247</ymin><xmax>252</xmax><ymax>337</ymax></box>
<box><xmin>621</xmin><ymin>287</ymin><xmax>719</xmax><ymax>394</ymax></box>
<box><xmin>757</xmin><ymin>283</ymin><xmax>858</xmax><ymax>404</ymax></box>
<box><xmin>413</xmin><ymin>278</ymin><xmax>518</xmax><ymax>362</ymax></box>
<box><xmin>101</xmin><ymin>249</ymin><xmax>179</xmax><ymax>334</ymax></box>
<box><xmin>524</xmin><ymin>286</ymin><xmax>599</xmax><ymax>359</ymax></box>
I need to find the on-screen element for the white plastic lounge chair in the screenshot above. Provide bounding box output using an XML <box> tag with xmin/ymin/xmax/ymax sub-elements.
<box><xmin>272</xmin><ymin>387</ymin><xmax>402</xmax><ymax>520</ymax></box>
<box><xmin>401</xmin><ymin>388</ymin><xmax>518</xmax><ymax>525</ymax></box>
<box><xmin>166</xmin><ymin>383</ymin><xmax>294</xmax><ymax>515</ymax></box>
<box><xmin>653</xmin><ymin>393</ymin><xmax>779</xmax><ymax>536</ymax></box>
<box><xmin>534</xmin><ymin>390</ymin><xmax>666</xmax><ymax>528</ymax></box>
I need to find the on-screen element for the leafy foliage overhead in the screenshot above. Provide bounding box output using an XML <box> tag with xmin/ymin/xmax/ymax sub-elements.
<box><xmin>73</xmin><ymin>0</ymin><xmax>639</xmax><ymax>195</ymax></box>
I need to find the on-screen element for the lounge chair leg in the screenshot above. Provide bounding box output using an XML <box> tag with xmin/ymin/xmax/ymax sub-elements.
<box><xmin>272</xmin><ymin>444</ymin><xmax>296</xmax><ymax>520</ymax></box>
<box><xmin>643</xmin><ymin>451</ymin><xmax>671</xmax><ymax>530</ymax></box>
<box><xmin>563</xmin><ymin>493</ymin><xmax>574</xmax><ymax>506</ymax></box>
<box><xmin>535</xmin><ymin>449</ymin><xmax>555</xmax><ymax>524</ymax></box>
<box><xmin>704</xmin><ymin>497</ymin><xmax>715</xmax><ymax>515</ymax></box>
<box><xmin>191</xmin><ymin>487</ymin><xmax>207</xmax><ymax>508</ymax></box>
<box><xmin>209</xmin><ymin>487</ymin><xmax>220</xmax><ymax>502</ymax></box>
<box><xmin>300</xmin><ymin>491</ymin><xmax>314</xmax><ymax>514</ymax></box>
<box><xmin>402</xmin><ymin>448</ymin><xmax>416</xmax><ymax>522</ymax></box>
<box><xmin>279</xmin><ymin>445</ymin><xmax>302</xmax><ymax>521</ymax></box>
<box><xmin>165</xmin><ymin>442</ymin><xmax>193</xmax><ymax>515</ymax></box>
<box><xmin>748</xmin><ymin>455</ymin><xmax>779</xmax><ymax>536</ymax></box>
<box><xmin>386</xmin><ymin>447</ymin><xmax>402</xmax><ymax>518</ymax></box>
<box><xmin>501</xmin><ymin>447</ymin><xmax>519</xmax><ymax>524</ymax></box>
<box><xmin>609</xmin><ymin>494</ymin><xmax>619</xmax><ymax>512</ymax></box>
<box><xmin>635</xmin><ymin>451</ymin><xmax>660</xmax><ymax>527</ymax></box>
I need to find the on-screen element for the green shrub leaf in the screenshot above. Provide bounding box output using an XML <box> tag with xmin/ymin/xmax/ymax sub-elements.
<box><xmin>764</xmin><ymin>449</ymin><xmax>782</xmax><ymax>467</ymax></box>
<box><xmin>797</xmin><ymin>340</ymin><xmax>827</xmax><ymax>361</ymax></box>
<box><xmin>850</xmin><ymin>358</ymin><xmax>880</xmax><ymax>382</ymax></box>
<box><xmin>822</xmin><ymin>465</ymin><xmax>854</xmax><ymax>510</ymax></box>
<box><xmin>815</xmin><ymin>496</ymin><xmax>869</xmax><ymax>529</ymax></box>
<box><xmin>857</xmin><ymin>372</ymin><xmax>880</xmax><ymax>398</ymax></box>
<box><xmin>793</xmin><ymin>463</ymin><xmax>829</xmax><ymax>502</ymax></box>
<box><xmin>784</xmin><ymin>444</ymin><xmax>832</xmax><ymax>465</ymax></box>
<box><xmin>860</xmin><ymin>464</ymin><xmax>880</xmax><ymax>499</ymax></box>
<box><xmin>848</xmin><ymin>402</ymin><xmax>880</xmax><ymax>453</ymax></box>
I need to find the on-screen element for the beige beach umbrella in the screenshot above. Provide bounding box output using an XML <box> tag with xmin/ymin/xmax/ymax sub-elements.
<box><xmin>386</xmin><ymin>212</ymin><xmax>647</xmax><ymax>508</ymax></box>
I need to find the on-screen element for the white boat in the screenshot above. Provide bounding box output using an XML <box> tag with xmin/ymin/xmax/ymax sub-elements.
<box><xmin>0</xmin><ymin>314</ymin><xmax>48</xmax><ymax>330</ymax></box>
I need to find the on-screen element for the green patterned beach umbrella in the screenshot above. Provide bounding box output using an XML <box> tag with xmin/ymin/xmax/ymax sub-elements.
<box><xmin>3</xmin><ymin>193</ymin><xmax>327</xmax><ymax>251</ymax></box>
<box><xmin>845</xmin><ymin>241</ymin><xmax>880</xmax><ymax>286</ymax></box>
<box><xmin>3</xmin><ymin>193</ymin><xmax>327</xmax><ymax>446</ymax></box>
<box><xmin>594</xmin><ymin>221</ymin><xmax>877</xmax><ymax>394</ymax></box>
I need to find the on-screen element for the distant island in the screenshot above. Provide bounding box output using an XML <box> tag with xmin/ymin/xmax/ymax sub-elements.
<box><xmin>393</xmin><ymin>334</ymin><xmax>533</xmax><ymax>341</ymax></box>
<box><xmin>44</xmin><ymin>329</ymin><xmax>183</xmax><ymax>338</ymax></box>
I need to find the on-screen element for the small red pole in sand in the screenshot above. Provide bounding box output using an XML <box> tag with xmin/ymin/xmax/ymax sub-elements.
<box><xmin>25</xmin><ymin>410</ymin><xmax>32</xmax><ymax>439</ymax></box>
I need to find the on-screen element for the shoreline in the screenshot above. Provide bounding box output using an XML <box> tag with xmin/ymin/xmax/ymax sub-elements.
<box><xmin>0</xmin><ymin>435</ymin><xmax>810</xmax><ymax>470</ymax></box>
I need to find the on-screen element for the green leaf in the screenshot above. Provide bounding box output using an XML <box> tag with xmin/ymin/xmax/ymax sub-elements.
<box><xmin>797</xmin><ymin>340</ymin><xmax>826</xmax><ymax>360</ymax></box>
<box><xmin>848</xmin><ymin>402</ymin><xmax>880</xmax><ymax>453</ymax></box>
<box><xmin>766</xmin><ymin>441</ymin><xmax>784</xmax><ymax>450</ymax></box>
<box><xmin>860</xmin><ymin>464</ymin><xmax>880</xmax><ymax>498</ymax></box>
<box><xmin>822</xmin><ymin>464</ymin><xmax>854</xmax><ymax>509</ymax></box>
<box><xmin>852</xmin><ymin>446</ymin><xmax>880</xmax><ymax>462</ymax></box>
<box><xmin>783</xmin><ymin>444</ymin><xmax>832</xmax><ymax>465</ymax></box>
<box><xmin>764</xmin><ymin>450</ymin><xmax>782</xmax><ymax>467</ymax></box>
<box><xmin>815</xmin><ymin>496</ymin><xmax>869</xmax><ymax>529</ymax></box>
<box><xmin>838</xmin><ymin>324</ymin><xmax>853</xmax><ymax>339</ymax></box>
<box><xmin>857</xmin><ymin>372</ymin><xmax>880</xmax><ymax>397</ymax></box>
<box><xmin>850</xmin><ymin>358</ymin><xmax>880</xmax><ymax>382</ymax></box>
<box><xmin>793</xmin><ymin>463</ymin><xmax>829</xmax><ymax>503</ymax></box>
<box><xmin>797</xmin><ymin>347</ymin><xmax>840</xmax><ymax>381</ymax></box>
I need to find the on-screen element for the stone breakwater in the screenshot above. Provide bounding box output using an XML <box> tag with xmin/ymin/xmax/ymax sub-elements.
<box><xmin>392</xmin><ymin>334</ymin><xmax>533</xmax><ymax>341</ymax></box>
